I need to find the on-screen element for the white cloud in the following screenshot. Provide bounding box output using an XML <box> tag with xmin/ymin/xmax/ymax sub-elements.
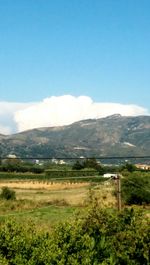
<box><xmin>0</xmin><ymin>95</ymin><xmax>149</xmax><ymax>134</ymax></box>
<box><xmin>0</xmin><ymin>125</ymin><xmax>12</xmax><ymax>135</ymax></box>
<box><xmin>0</xmin><ymin>101</ymin><xmax>32</xmax><ymax>134</ymax></box>
<box><xmin>14</xmin><ymin>95</ymin><xmax>149</xmax><ymax>132</ymax></box>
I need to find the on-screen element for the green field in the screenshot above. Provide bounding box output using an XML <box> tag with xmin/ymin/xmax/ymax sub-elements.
<box><xmin>0</xmin><ymin>175</ymin><xmax>116</xmax><ymax>228</ymax></box>
<box><xmin>0</xmin><ymin>173</ymin><xmax>150</xmax><ymax>264</ymax></box>
<box><xmin>0</xmin><ymin>172</ymin><xmax>149</xmax><ymax>228</ymax></box>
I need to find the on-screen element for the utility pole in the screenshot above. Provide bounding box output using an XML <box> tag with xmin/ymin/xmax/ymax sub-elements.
<box><xmin>116</xmin><ymin>174</ymin><xmax>121</xmax><ymax>211</ymax></box>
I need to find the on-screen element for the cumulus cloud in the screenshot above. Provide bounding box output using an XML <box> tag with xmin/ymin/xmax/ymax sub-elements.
<box><xmin>0</xmin><ymin>95</ymin><xmax>149</xmax><ymax>134</ymax></box>
<box><xmin>0</xmin><ymin>125</ymin><xmax>12</xmax><ymax>135</ymax></box>
<box><xmin>14</xmin><ymin>95</ymin><xmax>149</xmax><ymax>132</ymax></box>
<box><xmin>0</xmin><ymin>101</ymin><xmax>32</xmax><ymax>134</ymax></box>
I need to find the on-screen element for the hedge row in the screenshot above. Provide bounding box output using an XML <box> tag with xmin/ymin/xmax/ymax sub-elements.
<box><xmin>45</xmin><ymin>169</ymin><xmax>98</xmax><ymax>178</ymax></box>
<box><xmin>0</xmin><ymin>171</ymin><xmax>104</xmax><ymax>183</ymax></box>
<box><xmin>0</xmin><ymin>165</ymin><xmax>44</xmax><ymax>174</ymax></box>
<box><xmin>0</xmin><ymin>172</ymin><xmax>45</xmax><ymax>180</ymax></box>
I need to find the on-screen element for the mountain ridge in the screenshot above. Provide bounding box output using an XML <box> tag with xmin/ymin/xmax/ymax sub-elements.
<box><xmin>0</xmin><ymin>115</ymin><xmax>150</xmax><ymax>158</ymax></box>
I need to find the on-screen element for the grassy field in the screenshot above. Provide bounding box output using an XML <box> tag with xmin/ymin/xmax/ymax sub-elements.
<box><xmin>0</xmin><ymin>178</ymin><xmax>117</xmax><ymax>228</ymax></box>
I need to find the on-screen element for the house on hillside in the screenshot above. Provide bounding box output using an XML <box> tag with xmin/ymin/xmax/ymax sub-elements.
<box><xmin>135</xmin><ymin>164</ymin><xmax>150</xmax><ymax>170</ymax></box>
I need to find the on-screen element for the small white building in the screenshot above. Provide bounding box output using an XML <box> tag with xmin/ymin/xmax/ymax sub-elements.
<box><xmin>103</xmin><ymin>173</ymin><xmax>118</xmax><ymax>179</ymax></box>
<box><xmin>51</xmin><ymin>159</ymin><xmax>66</xmax><ymax>165</ymax></box>
<box><xmin>7</xmin><ymin>154</ymin><xmax>17</xmax><ymax>159</ymax></box>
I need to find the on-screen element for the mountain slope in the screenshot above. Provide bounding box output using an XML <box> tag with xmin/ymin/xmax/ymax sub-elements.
<box><xmin>0</xmin><ymin>115</ymin><xmax>150</xmax><ymax>158</ymax></box>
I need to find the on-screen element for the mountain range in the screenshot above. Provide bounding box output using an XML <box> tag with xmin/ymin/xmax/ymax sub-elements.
<box><xmin>0</xmin><ymin>115</ymin><xmax>150</xmax><ymax>160</ymax></box>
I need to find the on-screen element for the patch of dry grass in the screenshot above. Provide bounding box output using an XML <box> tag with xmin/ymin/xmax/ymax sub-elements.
<box><xmin>0</xmin><ymin>180</ymin><xmax>117</xmax><ymax>207</ymax></box>
<box><xmin>15</xmin><ymin>187</ymin><xmax>88</xmax><ymax>205</ymax></box>
<box><xmin>0</xmin><ymin>180</ymin><xmax>90</xmax><ymax>190</ymax></box>
<box><xmin>0</xmin><ymin>180</ymin><xmax>90</xmax><ymax>206</ymax></box>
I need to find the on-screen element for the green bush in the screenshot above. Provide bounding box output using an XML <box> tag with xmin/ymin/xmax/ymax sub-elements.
<box><xmin>0</xmin><ymin>207</ymin><xmax>149</xmax><ymax>264</ymax></box>
<box><xmin>121</xmin><ymin>163</ymin><xmax>136</xmax><ymax>172</ymax></box>
<box><xmin>122</xmin><ymin>174</ymin><xmax>150</xmax><ymax>205</ymax></box>
<box><xmin>0</xmin><ymin>186</ymin><xmax>16</xmax><ymax>200</ymax></box>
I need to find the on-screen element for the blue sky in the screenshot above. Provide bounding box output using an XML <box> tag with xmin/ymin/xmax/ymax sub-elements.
<box><xmin>0</xmin><ymin>0</ymin><xmax>150</xmax><ymax>134</ymax></box>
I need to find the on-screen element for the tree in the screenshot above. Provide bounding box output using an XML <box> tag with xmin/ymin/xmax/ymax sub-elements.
<box><xmin>121</xmin><ymin>163</ymin><xmax>136</xmax><ymax>173</ymax></box>
<box><xmin>83</xmin><ymin>158</ymin><xmax>102</xmax><ymax>170</ymax></box>
<box><xmin>72</xmin><ymin>160</ymin><xmax>84</xmax><ymax>170</ymax></box>
<box><xmin>122</xmin><ymin>174</ymin><xmax>150</xmax><ymax>205</ymax></box>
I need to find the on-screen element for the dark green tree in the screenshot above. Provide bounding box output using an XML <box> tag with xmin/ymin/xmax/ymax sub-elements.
<box><xmin>122</xmin><ymin>174</ymin><xmax>150</xmax><ymax>205</ymax></box>
<box><xmin>121</xmin><ymin>163</ymin><xmax>136</xmax><ymax>172</ymax></box>
<box><xmin>72</xmin><ymin>160</ymin><xmax>84</xmax><ymax>170</ymax></box>
<box><xmin>83</xmin><ymin>158</ymin><xmax>100</xmax><ymax>170</ymax></box>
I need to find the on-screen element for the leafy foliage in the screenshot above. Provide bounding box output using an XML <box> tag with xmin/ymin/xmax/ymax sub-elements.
<box><xmin>0</xmin><ymin>186</ymin><xmax>16</xmax><ymax>200</ymax></box>
<box><xmin>0</xmin><ymin>204</ymin><xmax>149</xmax><ymax>264</ymax></box>
<box><xmin>122</xmin><ymin>174</ymin><xmax>150</xmax><ymax>205</ymax></box>
<box><xmin>0</xmin><ymin>162</ymin><xmax>44</xmax><ymax>174</ymax></box>
<box><xmin>72</xmin><ymin>158</ymin><xmax>104</xmax><ymax>171</ymax></box>
<box><xmin>45</xmin><ymin>168</ymin><xmax>97</xmax><ymax>178</ymax></box>
<box><xmin>121</xmin><ymin>163</ymin><xmax>136</xmax><ymax>172</ymax></box>
<box><xmin>72</xmin><ymin>160</ymin><xmax>84</xmax><ymax>170</ymax></box>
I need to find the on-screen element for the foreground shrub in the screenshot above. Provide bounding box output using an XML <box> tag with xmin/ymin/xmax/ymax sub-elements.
<box><xmin>0</xmin><ymin>186</ymin><xmax>16</xmax><ymax>200</ymax></box>
<box><xmin>0</xmin><ymin>206</ymin><xmax>149</xmax><ymax>264</ymax></box>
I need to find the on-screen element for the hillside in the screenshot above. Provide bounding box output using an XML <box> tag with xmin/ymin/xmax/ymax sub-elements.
<box><xmin>0</xmin><ymin>115</ymin><xmax>150</xmax><ymax>158</ymax></box>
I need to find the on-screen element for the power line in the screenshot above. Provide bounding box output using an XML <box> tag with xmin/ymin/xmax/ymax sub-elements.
<box><xmin>0</xmin><ymin>156</ymin><xmax>150</xmax><ymax>160</ymax></box>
